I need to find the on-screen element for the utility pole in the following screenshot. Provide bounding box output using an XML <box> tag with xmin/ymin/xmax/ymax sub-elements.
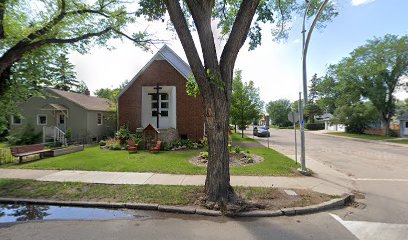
<box><xmin>299</xmin><ymin>0</ymin><xmax>330</xmax><ymax>175</ymax></box>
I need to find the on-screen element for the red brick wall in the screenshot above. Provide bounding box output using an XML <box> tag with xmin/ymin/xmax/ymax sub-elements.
<box><xmin>118</xmin><ymin>60</ymin><xmax>204</xmax><ymax>140</ymax></box>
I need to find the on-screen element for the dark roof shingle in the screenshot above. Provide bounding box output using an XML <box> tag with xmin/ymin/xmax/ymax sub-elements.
<box><xmin>48</xmin><ymin>88</ymin><xmax>114</xmax><ymax>112</ymax></box>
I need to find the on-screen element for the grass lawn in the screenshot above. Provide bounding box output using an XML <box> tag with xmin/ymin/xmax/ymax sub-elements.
<box><xmin>1</xmin><ymin>144</ymin><xmax>298</xmax><ymax>176</ymax></box>
<box><xmin>385</xmin><ymin>139</ymin><xmax>408</xmax><ymax>144</ymax></box>
<box><xmin>326</xmin><ymin>132</ymin><xmax>397</xmax><ymax>141</ymax></box>
<box><xmin>230</xmin><ymin>147</ymin><xmax>298</xmax><ymax>176</ymax></box>
<box><xmin>231</xmin><ymin>132</ymin><xmax>257</xmax><ymax>143</ymax></box>
<box><xmin>0</xmin><ymin>179</ymin><xmax>331</xmax><ymax>208</ymax></box>
<box><xmin>0</xmin><ymin>142</ymin><xmax>15</xmax><ymax>165</ymax></box>
<box><xmin>3</xmin><ymin>146</ymin><xmax>206</xmax><ymax>174</ymax></box>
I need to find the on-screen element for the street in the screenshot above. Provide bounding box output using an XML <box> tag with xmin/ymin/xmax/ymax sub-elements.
<box><xmin>1</xmin><ymin>129</ymin><xmax>407</xmax><ymax>240</ymax></box>
<box><xmin>0</xmin><ymin>211</ymin><xmax>357</xmax><ymax>240</ymax></box>
<box><xmin>249</xmin><ymin>128</ymin><xmax>408</xmax><ymax>225</ymax></box>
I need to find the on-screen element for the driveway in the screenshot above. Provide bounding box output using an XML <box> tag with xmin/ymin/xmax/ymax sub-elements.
<box><xmin>247</xmin><ymin>128</ymin><xmax>408</xmax><ymax>226</ymax></box>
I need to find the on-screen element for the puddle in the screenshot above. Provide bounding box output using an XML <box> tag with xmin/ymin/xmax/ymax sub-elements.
<box><xmin>0</xmin><ymin>203</ymin><xmax>146</xmax><ymax>223</ymax></box>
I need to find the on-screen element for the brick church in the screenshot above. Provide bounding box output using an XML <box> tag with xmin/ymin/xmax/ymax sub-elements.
<box><xmin>117</xmin><ymin>45</ymin><xmax>204</xmax><ymax>141</ymax></box>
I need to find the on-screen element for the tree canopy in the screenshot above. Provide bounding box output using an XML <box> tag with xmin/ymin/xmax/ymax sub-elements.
<box><xmin>230</xmin><ymin>70</ymin><xmax>263</xmax><ymax>137</ymax></box>
<box><xmin>266</xmin><ymin>99</ymin><xmax>292</xmax><ymax>127</ymax></box>
<box><xmin>318</xmin><ymin>34</ymin><xmax>408</xmax><ymax>135</ymax></box>
<box><xmin>51</xmin><ymin>51</ymin><xmax>78</xmax><ymax>92</ymax></box>
<box><xmin>0</xmin><ymin>0</ymin><xmax>156</xmax><ymax>95</ymax></box>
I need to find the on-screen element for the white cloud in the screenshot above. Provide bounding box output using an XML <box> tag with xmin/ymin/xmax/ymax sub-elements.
<box><xmin>351</xmin><ymin>0</ymin><xmax>375</xmax><ymax>6</ymax></box>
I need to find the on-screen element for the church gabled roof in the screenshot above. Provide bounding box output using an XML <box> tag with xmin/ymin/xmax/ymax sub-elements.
<box><xmin>117</xmin><ymin>45</ymin><xmax>191</xmax><ymax>99</ymax></box>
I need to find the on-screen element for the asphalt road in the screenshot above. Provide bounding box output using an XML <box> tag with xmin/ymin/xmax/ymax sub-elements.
<box><xmin>1</xmin><ymin>129</ymin><xmax>407</xmax><ymax>240</ymax></box>
<box><xmin>0</xmin><ymin>211</ymin><xmax>357</xmax><ymax>240</ymax></box>
<box><xmin>250</xmin><ymin>129</ymin><xmax>408</xmax><ymax>223</ymax></box>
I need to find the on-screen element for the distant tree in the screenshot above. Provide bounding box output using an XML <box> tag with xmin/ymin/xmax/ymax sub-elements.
<box><xmin>308</xmin><ymin>73</ymin><xmax>321</xmax><ymax>103</ymax></box>
<box><xmin>328</xmin><ymin>34</ymin><xmax>408</xmax><ymax>135</ymax></box>
<box><xmin>332</xmin><ymin>102</ymin><xmax>379</xmax><ymax>134</ymax></box>
<box><xmin>266</xmin><ymin>99</ymin><xmax>292</xmax><ymax>127</ymax></box>
<box><xmin>75</xmin><ymin>81</ymin><xmax>89</xmax><ymax>95</ymax></box>
<box><xmin>304</xmin><ymin>103</ymin><xmax>322</xmax><ymax>123</ymax></box>
<box><xmin>396</xmin><ymin>98</ymin><xmax>408</xmax><ymax>116</ymax></box>
<box><xmin>292</xmin><ymin>100</ymin><xmax>300</xmax><ymax>113</ymax></box>
<box><xmin>314</xmin><ymin>74</ymin><xmax>341</xmax><ymax>113</ymax></box>
<box><xmin>230</xmin><ymin>70</ymin><xmax>263</xmax><ymax>138</ymax></box>
<box><xmin>94</xmin><ymin>80</ymin><xmax>129</xmax><ymax>103</ymax></box>
<box><xmin>51</xmin><ymin>52</ymin><xmax>79</xmax><ymax>92</ymax></box>
<box><xmin>0</xmin><ymin>47</ymin><xmax>59</xmax><ymax>133</ymax></box>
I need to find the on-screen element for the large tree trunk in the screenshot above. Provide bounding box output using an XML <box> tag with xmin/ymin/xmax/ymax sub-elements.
<box><xmin>204</xmin><ymin>96</ymin><xmax>232</xmax><ymax>204</ymax></box>
<box><xmin>382</xmin><ymin>117</ymin><xmax>391</xmax><ymax>136</ymax></box>
<box><xmin>0</xmin><ymin>65</ymin><xmax>12</xmax><ymax>96</ymax></box>
<box><xmin>164</xmin><ymin>0</ymin><xmax>260</xmax><ymax>209</ymax></box>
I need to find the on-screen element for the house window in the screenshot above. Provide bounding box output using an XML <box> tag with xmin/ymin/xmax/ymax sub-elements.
<box><xmin>11</xmin><ymin>115</ymin><xmax>22</xmax><ymax>125</ymax></box>
<box><xmin>97</xmin><ymin>113</ymin><xmax>103</xmax><ymax>125</ymax></box>
<box><xmin>406</xmin><ymin>121</ymin><xmax>408</xmax><ymax>128</ymax></box>
<box><xmin>59</xmin><ymin>114</ymin><xmax>65</xmax><ymax>124</ymax></box>
<box><xmin>37</xmin><ymin>115</ymin><xmax>47</xmax><ymax>125</ymax></box>
<box><xmin>150</xmin><ymin>93</ymin><xmax>169</xmax><ymax>118</ymax></box>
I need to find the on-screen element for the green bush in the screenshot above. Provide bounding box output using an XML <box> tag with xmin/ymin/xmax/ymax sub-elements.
<box><xmin>199</xmin><ymin>151</ymin><xmax>208</xmax><ymax>159</ymax></box>
<box><xmin>305</xmin><ymin>123</ymin><xmax>325</xmax><ymax>131</ymax></box>
<box><xmin>171</xmin><ymin>139</ymin><xmax>203</xmax><ymax>150</ymax></box>
<box><xmin>6</xmin><ymin>124</ymin><xmax>41</xmax><ymax>145</ymax></box>
<box><xmin>65</xmin><ymin>129</ymin><xmax>72</xmax><ymax>141</ymax></box>
<box><xmin>388</xmin><ymin>129</ymin><xmax>399</xmax><ymax>137</ymax></box>
<box><xmin>116</xmin><ymin>125</ymin><xmax>131</xmax><ymax>145</ymax></box>
<box><xmin>110</xmin><ymin>143</ymin><xmax>122</xmax><ymax>150</ymax></box>
<box><xmin>234</xmin><ymin>146</ymin><xmax>241</xmax><ymax>153</ymax></box>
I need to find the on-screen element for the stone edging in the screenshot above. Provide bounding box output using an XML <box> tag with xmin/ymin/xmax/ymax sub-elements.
<box><xmin>0</xmin><ymin>194</ymin><xmax>353</xmax><ymax>218</ymax></box>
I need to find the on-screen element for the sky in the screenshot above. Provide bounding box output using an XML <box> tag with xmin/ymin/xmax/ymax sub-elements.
<box><xmin>69</xmin><ymin>0</ymin><xmax>408</xmax><ymax>103</ymax></box>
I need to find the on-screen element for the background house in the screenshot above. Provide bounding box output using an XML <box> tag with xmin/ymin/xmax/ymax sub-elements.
<box><xmin>117</xmin><ymin>45</ymin><xmax>204</xmax><ymax>141</ymax></box>
<box><xmin>10</xmin><ymin>88</ymin><xmax>116</xmax><ymax>144</ymax></box>
<box><xmin>315</xmin><ymin>113</ymin><xmax>346</xmax><ymax>132</ymax></box>
<box><xmin>398</xmin><ymin>112</ymin><xmax>408</xmax><ymax>138</ymax></box>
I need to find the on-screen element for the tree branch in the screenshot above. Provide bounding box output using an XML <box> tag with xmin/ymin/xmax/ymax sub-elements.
<box><xmin>220</xmin><ymin>0</ymin><xmax>260</xmax><ymax>69</ymax></box>
<box><xmin>23</xmin><ymin>0</ymin><xmax>67</xmax><ymax>44</ymax></box>
<box><xmin>0</xmin><ymin>0</ymin><xmax>5</xmax><ymax>39</ymax></box>
<box><xmin>220</xmin><ymin>0</ymin><xmax>259</xmax><ymax>98</ymax></box>
<box><xmin>0</xmin><ymin>28</ymin><xmax>112</xmax><ymax>76</ymax></box>
<box><xmin>113</xmin><ymin>29</ymin><xmax>162</xmax><ymax>47</ymax></box>
<box><xmin>164</xmin><ymin>0</ymin><xmax>210</xmax><ymax>96</ymax></box>
<box><xmin>185</xmin><ymin>0</ymin><xmax>219</xmax><ymax>70</ymax></box>
<box><xmin>28</xmin><ymin>27</ymin><xmax>112</xmax><ymax>47</ymax></box>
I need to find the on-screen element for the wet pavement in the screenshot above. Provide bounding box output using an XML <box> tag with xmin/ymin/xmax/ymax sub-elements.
<box><xmin>0</xmin><ymin>203</ymin><xmax>147</xmax><ymax>223</ymax></box>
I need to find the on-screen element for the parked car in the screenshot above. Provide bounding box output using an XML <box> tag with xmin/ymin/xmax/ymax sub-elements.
<box><xmin>253</xmin><ymin>126</ymin><xmax>258</xmax><ymax>136</ymax></box>
<box><xmin>253</xmin><ymin>126</ymin><xmax>270</xmax><ymax>137</ymax></box>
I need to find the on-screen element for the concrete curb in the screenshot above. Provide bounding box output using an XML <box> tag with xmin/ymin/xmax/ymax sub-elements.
<box><xmin>0</xmin><ymin>194</ymin><xmax>353</xmax><ymax>218</ymax></box>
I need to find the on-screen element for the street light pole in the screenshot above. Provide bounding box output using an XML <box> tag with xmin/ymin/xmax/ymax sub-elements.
<box><xmin>299</xmin><ymin>0</ymin><xmax>330</xmax><ymax>175</ymax></box>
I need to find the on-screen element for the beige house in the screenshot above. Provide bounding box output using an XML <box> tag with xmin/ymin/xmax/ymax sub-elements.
<box><xmin>10</xmin><ymin>88</ymin><xmax>116</xmax><ymax>144</ymax></box>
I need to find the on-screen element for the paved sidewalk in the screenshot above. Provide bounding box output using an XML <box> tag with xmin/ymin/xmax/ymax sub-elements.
<box><xmin>0</xmin><ymin>168</ymin><xmax>349</xmax><ymax>195</ymax></box>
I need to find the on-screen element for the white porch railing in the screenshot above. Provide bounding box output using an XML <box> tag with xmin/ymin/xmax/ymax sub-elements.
<box><xmin>43</xmin><ymin>126</ymin><xmax>67</xmax><ymax>145</ymax></box>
